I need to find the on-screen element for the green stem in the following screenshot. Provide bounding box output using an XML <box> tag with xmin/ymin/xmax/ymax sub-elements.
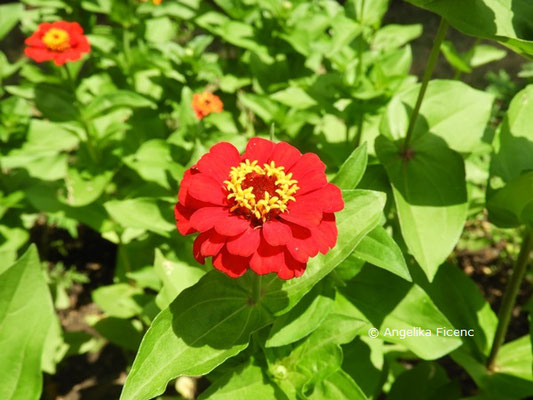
<box><xmin>123</xmin><ymin>26</ymin><xmax>132</xmax><ymax>74</ymax></box>
<box><xmin>486</xmin><ymin>229</ymin><xmax>533</xmax><ymax>371</ymax></box>
<box><xmin>402</xmin><ymin>18</ymin><xmax>449</xmax><ymax>153</ymax></box>
<box><xmin>356</xmin><ymin>0</ymin><xmax>366</xmax><ymax>80</ymax></box>
<box><xmin>353</xmin><ymin>111</ymin><xmax>364</xmax><ymax>147</ymax></box>
<box><xmin>252</xmin><ymin>274</ymin><xmax>262</xmax><ymax>304</ymax></box>
<box><xmin>63</xmin><ymin>65</ymin><xmax>99</xmax><ymax>164</ymax></box>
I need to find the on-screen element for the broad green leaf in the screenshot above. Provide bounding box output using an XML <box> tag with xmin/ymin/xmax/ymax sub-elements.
<box><xmin>468</xmin><ymin>44</ymin><xmax>507</xmax><ymax>68</ymax></box>
<box><xmin>488</xmin><ymin>85</ymin><xmax>533</xmax><ymax>228</ymax></box>
<box><xmin>331</xmin><ymin>143</ymin><xmax>367</xmax><ymax>190</ymax></box>
<box><xmin>452</xmin><ymin>336</ymin><xmax>533</xmax><ymax>399</ymax></box>
<box><xmin>0</xmin><ymin>3</ymin><xmax>23</xmax><ymax>40</ymax></box>
<box><xmin>92</xmin><ymin>317</ymin><xmax>143</xmax><ymax>351</ymax></box>
<box><xmin>308</xmin><ymin>370</ymin><xmax>368</xmax><ymax>400</ymax></box>
<box><xmin>92</xmin><ymin>283</ymin><xmax>151</xmax><ymax>318</ymax></box>
<box><xmin>271</xmin><ymin>87</ymin><xmax>317</xmax><ymax>109</ymax></box>
<box><xmin>441</xmin><ymin>41</ymin><xmax>472</xmax><ymax>73</ymax></box>
<box><xmin>60</xmin><ymin>168</ymin><xmax>113</xmax><ymax>207</ymax></box>
<box><xmin>0</xmin><ymin>246</ymin><xmax>56</xmax><ymax>400</ymax></box>
<box><xmin>145</xmin><ymin>17</ymin><xmax>176</xmax><ymax>43</ymax></box>
<box><xmin>119</xmin><ymin>272</ymin><xmax>271</xmax><ymax>400</ymax></box>
<box><xmin>153</xmin><ymin>249</ymin><xmax>205</xmax><ymax>309</ymax></box>
<box><xmin>34</xmin><ymin>84</ymin><xmax>79</xmax><ymax>121</ymax></box>
<box><xmin>381</xmin><ymin>80</ymin><xmax>494</xmax><ymax>153</ymax></box>
<box><xmin>1</xmin><ymin>119</ymin><xmax>79</xmax><ymax>181</ymax></box>
<box><xmin>416</xmin><ymin>264</ymin><xmax>497</xmax><ymax>359</ymax></box>
<box><xmin>352</xmin><ymin>225</ymin><xmax>411</xmax><ymax>281</ymax></box>
<box><xmin>123</xmin><ymin>139</ymin><xmax>184</xmax><ymax>189</ymax></box>
<box><xmin>376</xmin><ymin>133</ymin><xmax>468</xmax><ymax>281</ymax></box>
<box><xmin>104</xmin><ymin>198</ymin><xmax>175</xmax><ymax>236</ymax></box>
<box><xmin>85</xmin><ymin>90</ymin><xmax>156</xmax><ymax>119</ymax></box>
<box><xmin>262</xmin><ymin>189</ymin><xmax>386</xmax><ymax>315</ymax></box>
<box><xmin>346</xmin><ymin>0</ymin><xmax>390</xmax><ymax>27</ymax></box>
<box><xmin>342</xmin><ymin>337</ymin><xmax>384</xmax><ymax>397</ymax></box>
<box><xmin>341</xmin><ymin>265</ymin><xmax>463</xmax><ymax>359</ymax></box>
<box><xmin>387</xmin><ymin>362</ymin><xmax>460</xmax><ymax>400</ymax></box>
<box><xmin>266</xmin><ymin>283</ymin><xmax>335</xmax><ymax>348</ymax></box>
<box><xmin>198</xmin><ymin>359</ymin><xmax>279</xmax><ymax>400</ymax></box>
<box><xmin>372</xmin><ymin>24</ymin><xmax>423</xmax><ymax>51</ymax></box>
<box><xmin>406</xmin><ymin>0</ymin><xmax>533</xmax><ymax>58</ymax></box>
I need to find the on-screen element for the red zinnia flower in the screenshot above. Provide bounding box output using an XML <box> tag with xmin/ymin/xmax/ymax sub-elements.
<box><xmin>25</xmin><ymin>21</ymin><xmax>90</xmax><ymax>66</ymax></box>
<box><xmin>174</xmin><ymin>138</ymin><xmax>344</xmax><ymax>280</ymax></box>
<box><xmin>192</xmin><ymin>92</ymin><xmax>223</xmax><ymax>119</ymax></box>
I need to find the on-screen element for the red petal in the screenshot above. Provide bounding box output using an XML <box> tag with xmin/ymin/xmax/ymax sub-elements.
<box><xmin>284</xmin><ymin>222</ymin><xmax>319</xmax><ymax>263</ymax></box>
<box><xmin>190</xmin><ymin>207</ymin><xmax>228</xmax><ymax>232</ymax></box>
<box><xmin>280</xmin><ymin>201</ymin><xmax>322</xmax><ymax>228</ymax></box>
<box><xmin>297</xmin><ymin>184</ymin><xmax>344</xmax><ymax>213</ymax></box>
<box><xmin>193</xmin><ymin>232</ymin><xmax>209</xmax><ymax>264</ymax></box>
<box><xmin>313</xmin><ymin>213</ymin><xmax>338</xmax><ymax>252</ymax></box>
<box><xmin>178</xmin><ymin>169</ymin><xmax>193</xmax><ymax>205</ymax></box>
<box><xmin>277</xmin><ymin>251</ymin><xmax>306</xmax><ymax>279</ymax></box>
<box><xmin>242</xmin><ymin>137</ymin><xmax>274</xmax><ymax>165</ymax></box>
<box><xmin>214</xmin><ymin>214</ymin><xmax>250</xmax><ymax>236</ymax></box>
<box><xmin>269</xmin><ymin>141</ymin><xmax>301</xmax><ymax>170</ymax></box>
<box><xmin>197</xmin><ymin>142</ymin><xmax>240</xmax><ymax>183</ymax></box>
<box><xmin>174</xmin><ymin>203</ymin><xmax>196</xmax><ymax>235</ymax></box>
<box><xmin>262</xmin><ymin>220</ymin><xmax>292</xmax><ymax>246</ymax></box>
<box><xmin>289</xmin><ymin>153</ymin><xmax>327</xmax><ymax>195</ymax></box>
<box><xmin>249</xmin><ymin>240</ymin><xmax>284</xmax><ymax>275</ymax></box>
<box><xmin>213</xmin><ymin>248</ymin><xmax>250</xmax><ymax>278</ymax></box>
<box><xmin>187</xmin><ymin>174</ymin><xmax>227</xmax><ymax>205</ymax></box>
<box><xmin>200</xmin><ymin>230</ymin><xmax>226</xmax><ymax>256</ymax></box>
<box><xmin>25</xmin><ymin>47</ymin><xmax>54</xmax><ymax>63</ymax></box>
<box><xmin>227</xmin><ymin>228</ymin><xmax>260</xmax><ymax>257</ymax></box>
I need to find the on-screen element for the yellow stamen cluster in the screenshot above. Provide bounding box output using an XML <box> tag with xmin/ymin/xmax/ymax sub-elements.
<box><xmin>225</xmin><ymin>160</ymin><xmax>299</xmax><ymax>222</ymax></box>
<box><xmin>42</xmin><ymin>28</ymin><xmax>70</xmax><ymax>52</ymax></box>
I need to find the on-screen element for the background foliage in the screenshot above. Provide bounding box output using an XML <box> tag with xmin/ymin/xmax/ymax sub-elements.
<box><xmin>1</xmin><ymin>0</ymin><xmax>533</xmax><ymax>399</ymax></box>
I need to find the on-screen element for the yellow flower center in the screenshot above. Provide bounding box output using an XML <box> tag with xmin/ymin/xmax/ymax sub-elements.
<box><xmin>225</xmin><ymin>160</ymin><xmax>299</xmax><ymax>222</ymax></box>
<box><xmin>42</xmin><ymin>28</ymin><xmax>71</xmax><ymax>52</ymax></box>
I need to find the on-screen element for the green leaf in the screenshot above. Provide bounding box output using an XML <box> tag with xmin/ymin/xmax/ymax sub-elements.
<box><xmin>342</xmin><ymin>265</ymin><xmax>463</xmax><ymax>359</ymax></box>
<box><xmin>452</xmin><ymin>336</ymin><xmax>533</xmax><ymax>399</ymax></box>
<box><xmin>104</xmin><ymin>198</ymin><xmax>175</xmax><ymax>236</ymax></box>
<box><xmin>441</xmin><ymin>41</ymin><xmax>472</xmax><ymax>73</ymax></box>
<box><xmin>416</xmin><ymin>264</ymin><xmax>497</xmax><ymax>358</ymax></box>
<box><xmin>34</xmin><ymin>84</ymin><xmax>79</xmax><ymax>121</ymax></box>
<box><xmin>145</xmin><ymin>17</ymin><xmax>176</xmax><ymax>43</ymax></box>
<box><xmin>331</xmin><ymin>143</ymin><xmax>367</xmax><ymax>190</ymax></box>
<box><xmin>488</xmin><ymin>85</ymin><xmax>533</xmax><ymax>228</ymax></box>
<box><xmin>271</xmin><ymin>87</ymin><xmax>317</xmax><ymax>109</ymax></box>
<box><xmin>119</xmin><ymin>272</ymin><xmax>271</xmax><ymax>400</ymax></box>
<box><xmin>376</xmin><ymin>133</ymin><xmax>468</xmax><ymax>281</ymax></box>
<box><xmin>198</xmin><ymin>359</ymin><xmax>280</xmax><ymax>400</ymax></box>
<box><xmin>92</xmin><ymin>317</ymin><xmax>143</xmax><ymax>351</ymax></box>
<box><xmin>92</xmin><ymin>283</ymin><xmax>151</xmax><ymax>318</ymax></box>
<box><xmin>0</xmin><ymin>3</ymin><xmax>23</xmax><ymax>40</ymax></box>
<box><xmin>85</xmin><ymin>90</ymin><xmax>156</xmax><ymax>119</ymax></box>
<box><xmin>308</xmin><ymin>370</ymin><xmax>368</xmax><ymax>400</ymax></box>
<box><xmin>61</xmin><ymin>168</ymin><xmax>113</xmax><ymax>207</ymax></box>
<box><xmin>468</xmin><ymin>44</ymin><xmax>506</xmax><ymax>68</ymax></box>
<box><xmin>387</xmin><ymin>362</ymin><xmax>460</xmax><ymax>400</ymax></box>
<box><xmin>266</xmin><ymin>283</ymin><xmax>335</xmax><ymax>348</ymax></box>
<box><xmin>153</xmin><ymin>249</ymin><xmax>205</xmax><ymax>309</ymax></box>
<box><xmin>262</xmin><ymin>189</ymin><xmax>386</xmax><ymax>315</ymax></box>
<box><xmin>381</xmin><ymin>80</ymin><xmax>494</xmax><ymax>153</ymax></box>
<box><xmin>372</xmin><ymin>24</ymin><xmax>423</xmax><ymax>51</ymax></box>
<box><xmin>352</xmin><ymin>225</ymin><xmax>411</xmax><ymax>281</ymax></box>
<box><xmin>0</xmin><ymin>246</ymin><xmax>56</xmax><ymax>400</ymax></box>
<box><xmin>406</xmin><ymin>0</ymin><xmax>533</xmax><ymax>58</ymax></box>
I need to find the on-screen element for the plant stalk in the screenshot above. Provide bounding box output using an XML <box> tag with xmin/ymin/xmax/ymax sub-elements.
<box><xmin>252</xmin><ymin>274</ymin><xmax>262</xmax><ymax>304</ymax></box>
<box><xmin>402</xmin><ymin>18</ymin><xmax>449</xmax><ymax>153</ymax></box>
<box><xmin>63</xmin><ymin>65</ymin><xmax>99</xmax><ymax>164</ymax></box>
<box><xmin>486</xmin><ymin>228</ymin><xmax>533</xmax><ymax>371</ymax></box>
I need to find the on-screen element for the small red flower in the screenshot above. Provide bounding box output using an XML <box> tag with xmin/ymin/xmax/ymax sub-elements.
<box><xmin>192</xmin><ymin>92</ymin><xmax>223</xmax><ymax>119</ymax></box>
<box><xmin>174</xmin><ymin>138</ymin><xmax>344</xmax><ymax>280</ymax></box>
<box><xmin>25</xmin><ymin>21</ymin><xmax>90</xmax><ymax>66</ymax></box>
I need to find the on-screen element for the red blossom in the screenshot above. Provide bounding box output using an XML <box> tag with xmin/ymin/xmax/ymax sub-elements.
<box><xmin>174</xmin><ymin>138</ymin><xmax>344</xmax><ymax>280</ymax></box>
<box><xmin>25</xmin><ymin>21</ymin><xmax>90</xmax><ymax>66</ymax></box>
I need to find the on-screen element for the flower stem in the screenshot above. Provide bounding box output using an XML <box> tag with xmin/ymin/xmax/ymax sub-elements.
<box><xmin>486</xmin><ymin>228</ymin><xmax>533</xmax><ymax>371</ymax></box>
<box><xmin>402</xmin><ymin>18</ymin><xmax>449</xmax><ymax>153</ymax></box>
<box><xmin>63</xmin><ymin>65</ymin><xmax>99</xmax><ymax>164</ymax></box>
<box><xmin>252</xmin><ymin>274</ymin><xmax>262</xmax><ymax>304</ymax></box>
